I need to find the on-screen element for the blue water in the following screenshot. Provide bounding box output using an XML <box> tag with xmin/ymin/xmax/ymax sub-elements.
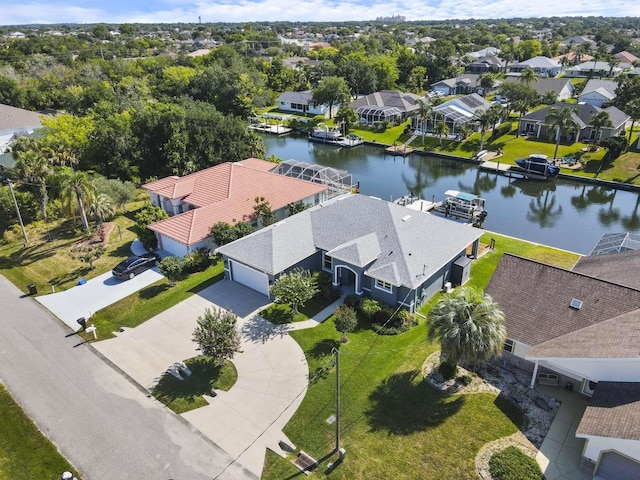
<box><xmin>264</xmin><ymin>134</ymin><xmax>640</xmax><ymax>255</ymax></box>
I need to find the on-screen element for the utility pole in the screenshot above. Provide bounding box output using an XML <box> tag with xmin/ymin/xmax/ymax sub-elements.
<box><xmin>6</xmin><ymin>179</ymin><xmax>28</xmax><ymax>244</ymax></box>
<box><xmin>335</xmin><ymin>347</ymin><xmax>340</xmax><ymax>453</ymax></box>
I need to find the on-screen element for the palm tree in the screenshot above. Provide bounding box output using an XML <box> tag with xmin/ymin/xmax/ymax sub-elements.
<box><xmin>606</xmin><ymin>54</ymin><xmax>620</xmax><ymax>78</ymax></box>
<box><xmin>90</xmin><ymin>193</ymin><xmax>115</xmax><ymax>226</ymax></box>
<box><xmin>512</xmin><ymin>99</ymin><xmax>534</xmax><ymax>137</ymax></box>
<box><xmin>59</xmin><ymin>168</ymin><xmax>95</xmax><ymax>231</ymax></box>
<box><xmin>434</xmin><ymin>121</ymin><xmax>449</xmax><ymax>146</ymax></box>
<box><xmin>427</xmin><ymin>286</ymin><xmax>506</xmax><ymax>369</ymax></box>
<box><xmin>545</xmin><ymin>105</ymin><xmax>579</xmax><ymax>160</ymax></box>
<box><xmin>415</xmin><ymin>99</ymin><xmax>433</xmax><ymax>145</ymax></box>
<box><xmin>475</xmin><ymin>109</ymin><xmax>492</xmax><ymax>151</ymax></box>
<box><xmin>15</xmin><ymin>149</ymin><xmax>51</xmax><ymax>220</ymax></box>
<box><xmin>519</xmin><ymin>67</ymin><xmax>539</xmax><ymax>86</ymax></box>
<box><xmin>588</xmin><ymin>111</ymin><xmax>613</xmax><ymax>150</ymax></box>
<box><xmin>479</xmin><ymin>73</ymin><xmax>495</xmax><ymax>96</ymax></box>
<box><xmin>487</xmin><ymin>103</ymin><xmax>506</xmax><ymax>137</ymax></box>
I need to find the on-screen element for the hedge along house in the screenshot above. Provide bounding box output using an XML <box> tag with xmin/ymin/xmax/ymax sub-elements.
<box><xmin>485</xmin><ymin>253</ymin><xmax>640</xmax><ymax>478</ymax></box>
<box><xmin>216</xmin><ymin>194</ymin><xmax>482</xmax><ymax>310</ymax></box>
<box><xmin>142</xmin><ymin>158</ymin><xmax>330</xmax><ymax>257</ymax></box>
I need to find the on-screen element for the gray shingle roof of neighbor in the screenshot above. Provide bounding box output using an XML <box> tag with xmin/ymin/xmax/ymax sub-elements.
<box><xmin>276</xmin><ymin>90</ymin><xmax>314</xmax><ymax>105</ymax></box>
<box><xmin>573</xmin><ymin>249</ymin><xmax>640</xmax><ymax>290</ymax></box>
<box><xmin>515</xmin><ymin>56</ymin><xmax>561</xmax><ymax>69</ymax></box>
<box><xmin>503</xmin><ymin>77</ymin><xmax>573</xmax><ymax>96</ymax></box>
<box><xmin>484</xmin><ymin>254</ymin><xmax>640</xmax><ymax>348</ymax></box>
<box><xmin>216</xmin><ymin>194</ymin><xmax>483</xmax><ymax>289</ymax></box>
<box><xmin>349</xmin><ymin>90</ymin><xmax>424</xmax><ymax>114</ymax></box>
<box><xmin>0</xmin><ymin>103</ymin><xmax>44</xmax><ymax>133</ymax></box>
<box><xmin>520</xmin><ymin>102</ymin><xmax>629</xmax><ymax>129</ymax></box>
<box><xmin>580</xmin><ymin>79</ymin><xmax>618</xmax><ymax>97</ymax></box>
<box><xmin>577</xmin><ymin>382</ymin><xmax>640</xmax><ymax>441</ymax></box>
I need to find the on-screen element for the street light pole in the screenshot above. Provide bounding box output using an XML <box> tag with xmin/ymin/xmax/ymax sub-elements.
<box><xmin>6</xmin><ymin>179</ymin><xmax>28</xmax><ymax>244</ymax></box>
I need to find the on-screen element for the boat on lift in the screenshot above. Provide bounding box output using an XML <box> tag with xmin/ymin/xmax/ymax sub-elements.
<box><xmin>435</xmin><ymin>190</ymin><xmax>488</xmax><ymax>226</ymax></box>
<box><xmin>515</xmin><ymin>154</ymin><xmax>560</xmax><ymax>179</ymax></box>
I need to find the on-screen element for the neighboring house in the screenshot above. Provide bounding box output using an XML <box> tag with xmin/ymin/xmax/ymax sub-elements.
<box><xmin>350</xmin><ymin>90</ymin><xmax>423</xmax><ymax>125</ymax></box>
<box><xmin>578</xmin><ymin>79</ymin><xmax>618</xmax><ymax>107</ymax></box>
<box><xmin>276</xmin><ymin>90</ymin><xmax>337</xmax><ymax>118</ymax></box>
<box><xmin>518</xmin><ymin>102</ymin><xmax>629</xmax><ymax>144</ymax></box>
<box><xmin>405</xmin><ymin>36</ymin><xmax>435</xmax><ymax>47</ymax></box>
<box><xmin>485</xmin><ymin>253</ymin><xmax>640</xmax><ymax>477</ymax></box>
<box><xmin>614</xmin><ymin>50</ymin><xmax>639</xmax><ymax>65</ymax></box>
<box><xmin>216</xmin><ymin>194</ymin><xmax>482</xmax><ymax>311</ymax></box>
<box><xmin>466</xmin><ymin>47</ymin><xmax>500</xmax><ymax>59</ymax></box>
<box><xmin>501</xmin><ymin>77</ymin><xmax>574</xmax><ymax>102</ymax></box>
<box><xmin>626</xmin><ymin>67</ymin><xmax>640</xmax><ymax>78</ymax></box>
<box><xmin>431</xmin><ymin>73</ymin><xmax>501</xmax><ymax>96</ymax></box>
<box><xmin>281</xmin><ymin>56</ymin><xmax>322</xmax><ymax>70</ymax></box>
<box><xmin>412</xmin><ymin>93</ymin><xmax>491</xmax><ymax>137</ymax></box>
<box><xmin>0</xmin><ymin>103</ymin><xmax>44</xmax><ymax>154</ymax></box>
<box><xmin>465</xmin><ymin>56</ymin><xmax>506</xmax><ymax>74</ymax></box>
<box><xmin>142</xmin><ymin>158</ymin><xmax>330</xmax><ymax>257</ymax></box>
<box><xmin>560</xmin><ymin>35</ymin><xmax>596</xmax><ymax>51</ymax></box>
<box><xmin>509</xmin><ymin>56</ymin><xmax>563</xmax><ymax>77</ymax></box>
<box><xmin>565</xmin><ymin>61</ymin><xmax>623</xmax><ymax>78</ymax></box>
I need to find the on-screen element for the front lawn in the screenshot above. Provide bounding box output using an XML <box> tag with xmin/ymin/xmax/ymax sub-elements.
<box><xmin>87</xmin><ymin>261</ymin><xmax>224</xmax><ymax>339</ymax></box>
<box><xmin>152</xmin><ymin>356</ymin><xmax>237</xmax><ymax>414</ymax></box>
<box><xmin>259</xmin><ymin>294</ymin><xmax>334</xmax><ymax>324</ymax></box>
<box><xmin>261</xmin><ymin>234</ymin><xmax>578</xmax><ymax>479</ymax></box>
<box><xmin>0</xmin><ymin>384</ymin><xmax>79</xmax><ymax>480</ymax></box>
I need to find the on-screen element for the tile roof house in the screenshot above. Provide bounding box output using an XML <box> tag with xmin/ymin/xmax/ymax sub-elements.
<box><xmin>349</xmin><ymin>90</ymin><xmax>423</xmax><ymax>125</ymax></box>
<box><xmin>518</xmin><ymin>102</ymin><xmax>629</xmax><ymax>144</ymax></box>
<box><xmin>216</xmin><ymin>194</ymin><xmax>482</xmax><ymax>309</ymax></box>
<box><xmin>485</xmin><ymin>253</ymin><xmax>640</xmax><ymax>475</ymax></box>
<box><xmin>578</xmin><ymin>79</ymin><xmax>618</xmax><ymax>107</ymax></box>
<box><xmin>142</xmin><ymin>158</ymin><xmax>329</xmax><ymax>257</ymax></box>
<box><xmin>501</xmin><ymin>77</ymin><xmax>574</xmax><ymax>102</ymax></box>
<box><xmin>275</xmin><ymin>90</ymin><xmax>337</xmax><ymax>118</ymax></box>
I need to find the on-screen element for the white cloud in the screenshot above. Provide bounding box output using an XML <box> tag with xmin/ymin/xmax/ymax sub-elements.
<box><xmin>1</xmin><ymin>0</ymin><xmax>639</xmax><ymax>24</ymax></box>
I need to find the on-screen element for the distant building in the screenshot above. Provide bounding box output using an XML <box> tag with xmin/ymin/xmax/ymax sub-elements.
<box><xmin>375</xmin><ymin>15</ymin><xmax>406</xmax><ymax>22</ymax></box>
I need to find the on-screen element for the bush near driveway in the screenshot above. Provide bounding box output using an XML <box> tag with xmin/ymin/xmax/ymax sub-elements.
<box><xmin>489</xmin><ymin>446</ymin><xmax>543</xmax><ymax>480</ymax></box>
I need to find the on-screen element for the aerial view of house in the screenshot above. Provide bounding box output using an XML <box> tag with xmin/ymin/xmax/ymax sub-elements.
<box><xmin>349</xmin><ymin>90</ymin><xmax>423</xmax><ymax>125</ymax></box>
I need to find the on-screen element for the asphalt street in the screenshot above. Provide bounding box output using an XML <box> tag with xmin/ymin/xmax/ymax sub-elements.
<box><xmin>0</xmin><ymin>274</ymin><xmax>256</xmax><ymax>480</ymax></box>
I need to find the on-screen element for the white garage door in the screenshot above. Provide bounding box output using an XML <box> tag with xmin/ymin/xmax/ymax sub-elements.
<box><xmin>230</xmin><ymin>261</ymin><xmax>269</xmax><ymax>296</ymax></box>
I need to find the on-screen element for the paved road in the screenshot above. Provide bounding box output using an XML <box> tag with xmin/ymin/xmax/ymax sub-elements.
<box><xmin>0</xmin><ymin>274</ymin><xmax>255</xmax><ymax>480</ymax></box>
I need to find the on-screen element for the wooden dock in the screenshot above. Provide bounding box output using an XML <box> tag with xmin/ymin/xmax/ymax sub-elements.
<box><xmin>385</xmin><ymin>145</ymin><xmax>415</xmax><ymax>156</ymax></box>
<box><xmin>479</xmin><ymin>160</ymin><xmax>513</xmax><ymax>173</ymax></box>
<box><xmin>248</xmin><ymin>124</ymin><xmax>292</xmax><ymax>135</ymax></box>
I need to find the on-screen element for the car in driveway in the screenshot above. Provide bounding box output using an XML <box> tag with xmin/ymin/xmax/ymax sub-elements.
<box><xmin>112</xmin><ymin>255</ymin><xmax>158</xmax><ymax>280</ymax></box>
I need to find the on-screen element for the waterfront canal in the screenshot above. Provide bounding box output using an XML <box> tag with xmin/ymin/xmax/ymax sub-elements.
<box><xmin>263</xmin><ymin>133</ymin><xmax>640</xmax><ymax>255</ymax></box>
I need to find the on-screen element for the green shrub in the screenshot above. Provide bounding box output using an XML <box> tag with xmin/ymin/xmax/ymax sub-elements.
<box><xmin>372</xmin><ymin>323</ymin><xmax>410</xmax><ymax>335</ymax></box>
<box><xmin>183</xmin><ymin>248</ymin><xmax>212</xmax><ymax>274</ymax></box>
<box><xmin>489</xmin><ymin>446</ymin><xmax>543</xmax><ymax>480</ymax></box>
<box><xmin>159</xmin><ymin>256</ymin><xmax>188</xmax><ymax>285</ymax></box>
<box><xmin>458</xmin><ymin>373</ymin><xmax>473</xmax><ymax>385</ymax></box>
<box><xmin>343</xmin><ymin>294</ymin><xmax>361</xmax><ymax>310</ymax></box>
<box><xmin>334</xmin><ymin>305</ymin><xmax>358</xmax><ymax>342</ymax></box>
<box><xmin>316</xmin><ymin>271</ymin><xmax>341</xmax><ymax>302</ymax></box>
<box><xmin>359</xmin><ymin>298</ymin><xmax>381</xmax><ymax>319</ymax></box>
<box><xmin>489</xmin><ymin>121</ymin><xmax>512</xmax><ymax>142</ymax></box>
<box><xmin>372</xmin><ymin>306</ymin><xmax>395</xmax><ymax>325</ymax></box>
<box><xmin>438</xmin><ymin>360</ymin><xmax>458</xmax><ymax>380</ymax></box>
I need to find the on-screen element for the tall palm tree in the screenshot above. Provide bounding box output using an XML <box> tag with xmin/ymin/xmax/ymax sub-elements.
<box><xmin>512</xmin><ymin>99</ymin><xmax>534</xmax><ymax>137</ymax></box>
<box><xmin>415</xmin><ymin>98</ymin><xmax>433</xmax><ymax>145</ymax></box>
<box><xmin>434</xmin><ymin>121</ymin><xmax>449</xmax><ymax>146</ymax></box>
<box><xmin>59</xmin><ymin>168</ymin><xmax>95</xmax><ymax>231</ymax></box>
<box><xmin>90</xmin><ymin>193</ymin><xmax>115</xmax><ymax>226</ymax></box>
<box><xmin>479</xmin><ymin>73</ymin><xmax>495</xmax><ymax>96</ymax></box>
<box><xmin>606</xmin><ymin>54</ymin><xmax>620</xmax><ymax>78</ymax></box>
<box><xmin>588</xmin><ymin>111</ymin><xmax>612</xmax><ymax>150</ymax></box>
<box><xmin>15</xmin><ymin>149</ymin><xmax>51</xmax><ymax>220</ymax></box>
<box><xmin>475</xmin><ymin>109</ymin><xmax>492</xmax><ymax>150</ymax></box>
<box><xmin>427</xmin><ymin>286</ymin><xmax>506</xmax><ymax>369</ymax></box>
<box><xmin>519</xmin><ymin>67</ymin><xmax>539</xmax><ymax>86</ymax></box>
<box><xmin>545</xmin><ymin>105</ymin><xmax>579</xmax><ymax>160</ymax></box>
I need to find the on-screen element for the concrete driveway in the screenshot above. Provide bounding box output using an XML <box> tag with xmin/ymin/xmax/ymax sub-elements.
<box><xmin>93</xmin><ymin>279</ymin><xmax>309</xmax><ymax>478</ymax></box>
<box><xmin>36</xmin><ymin>267</ymin><xmax>164</xmax><ymax>330</ymax></box>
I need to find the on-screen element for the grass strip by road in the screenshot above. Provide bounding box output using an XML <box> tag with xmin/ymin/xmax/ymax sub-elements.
<box><xmin>0</xmin><ymin>384</ymin><xmax>79</xmax><ymax>480</ymax></box>
<box><xmin>262</xmin><ymin>234</ymin><xmax>579</xmax><ymax>479</ymax></box>
<box><xmin>152</xmin><ymin>356</ymin><xmax>237</xmax><ymax>414</ymax></box>
<box><xmin>88</xmin><ymin>261</ymin><xmax>224</xmax><ymax>340</ymax></box>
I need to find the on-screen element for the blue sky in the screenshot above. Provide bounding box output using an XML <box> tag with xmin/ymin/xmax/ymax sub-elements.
<box><xmin>2</xmin><ymin>0</ymin><xmax>640</xmax><ymax>25</ymax></box>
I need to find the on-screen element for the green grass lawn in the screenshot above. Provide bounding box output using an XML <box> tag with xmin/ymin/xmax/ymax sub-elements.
<box><xmin>259</xmin><ymin>294</ymin><xmax>334</xmax><ymax>324</ymax></box>
<box><xmin>0</xmin><ymin>384</ymin><xmax>79</xmax><ymax>480</ymax></box>
<box><xmin>152</xmin><ymin>356</ymin><xmax>237</xmax><ymax>414</ymax></box>
<box><xmin>261</xmin><ymin>235</ymin><xmax>578</xmax><ymax>479</ymax></box>
<box><xmin>87</xmin><ymin>261</ymin><xmax>224</xmax><ymax>339</ymax></box>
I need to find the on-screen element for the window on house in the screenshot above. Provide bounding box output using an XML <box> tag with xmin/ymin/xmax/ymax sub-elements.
<box><xmin>504</xmin><ymin>339</ymin><xmax>514</xmax><ymax>353</ymax></box>
<box><xmin>375</xmin><ymin>279</ymin><xmax>393</xmax><ymax>293</ymax></box>
<box><xmin>322</xmin><ymin>253</ymin><xmax>332</xmax><ymax>272</ymax></box>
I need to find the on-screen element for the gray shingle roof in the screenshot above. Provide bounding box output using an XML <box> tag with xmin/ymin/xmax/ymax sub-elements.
<box><xmin>577</xmin><ymin>382</ymin><xmax>640</xmax><ymax>441</ymax></box>
<box><xmin>503</xmin><ymin>77</ymin><xmax>573</xmax><ymax>96</ymax></box>
<box><xmin>0</xmin><ymin>103</ymin><xmax>43</xmax><ymax>133</ymax></box>
<box><xmin>573</xmin><ymin>249</ymin><xmax>640</xmax><ymax>290</ymax></box>
<box><xmin>276</xmin><ymin>90</ymin><xmax>314</xmax><ymax>105</ymax></box>
<box><xmin>520</xmin><ymin>103</ymin><xmax>629</xmax><ymax>129</ymax></box>
<box><xmin>484</xmin><ymin>254</ymin><xmax>640</xmax><ymax>347</ymax></box>
<box><xmin>580</xmin><ymin>79</ymin><xmax>617</xmax><ymax>97</ymax></box>
<box><xmin>217</xmin><ymin>194</ymin><xmax>482</xmax><ymax>289</ymax></box>
<box><xmin>349</xmin><ymin>91</ymin><xmax>423</xmax><ymax>114</ymax></box>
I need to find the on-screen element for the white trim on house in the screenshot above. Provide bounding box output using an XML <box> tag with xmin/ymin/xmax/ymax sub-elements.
<box><xmin>322</xmin><ymin>252</ymin><xmax>333</xmax><ymax>272</ymax></box>
<box><xmin>334</xmin><ymin>264</ymin><xmax>362</xmax><ymax>295</ymax></box>
<box><xmin>374</xmin><ymin>278</ymin><xmax>393</xmax><ymax>293</ymax></box>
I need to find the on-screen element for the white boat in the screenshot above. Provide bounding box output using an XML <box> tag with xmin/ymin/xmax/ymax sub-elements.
<box><xmin>435</xmin><ymin>190</ymin><xmax>488</xmax><ymax>225</ymax></box>
<box><xmin>310</xmin><ymin>123</ymin><xmax>343</xmax><ymax>140</ymax></box>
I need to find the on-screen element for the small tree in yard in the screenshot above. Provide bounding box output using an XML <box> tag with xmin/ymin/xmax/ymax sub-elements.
<box><xmin>159</xmin><ymin>256</ymin><xmax>187</xmax><ymax>286</ymax></box>
<box><xmin>70</xmin><ymin>244</ymin><xmax>105</xmax><ymax>270</ymax></box>
<box><xmin>270</xmin><ymin>268</ymin><xmax>319</xmax><ymax>314</ymax></box>
<box><xmin>192</xmin><ymin>307</ymin><xmax>241</xmax><ymax>366</ymax></box>
<box><xmin>334</xmin><ymin>305</ymin><xmax>357</xmax><ymax>342</ymax></box>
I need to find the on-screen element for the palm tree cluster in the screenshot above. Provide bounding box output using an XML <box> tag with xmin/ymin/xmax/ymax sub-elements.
<box><xmin>427</xmin><ymin>286</ymin><xmax>507</xmax><ymax>369</ymax></box>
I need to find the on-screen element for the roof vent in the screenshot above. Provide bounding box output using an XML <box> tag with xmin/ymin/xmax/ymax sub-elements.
<box><xmin>402</xmin><ymin>215</ymin><xmax>411</xmax><ymax>222</ymax></box>
<box><xmin>570</xmin><ymin>299</ymin><xmax>583</xmax><ymax>310</ymax></box>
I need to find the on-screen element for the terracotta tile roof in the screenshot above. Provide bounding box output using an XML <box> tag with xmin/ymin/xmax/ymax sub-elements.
<box><xmin>484</xmin><ymin>254</ymin><xmax>640</xmax><ymax>347</ymax></box>
<box><xmin>577</xmin><ymin>382</ymin><xmax>640</xmax><ymax>441</ymax></box>
<box><xmin>145</xmin><ymin>159</ymin><xmax>327</xmax><ymax>246</ymax></box>
<box><xmin>528</xmin><ymin>309</ymin><xmax>640</xmax><ymax>359</ymax></box>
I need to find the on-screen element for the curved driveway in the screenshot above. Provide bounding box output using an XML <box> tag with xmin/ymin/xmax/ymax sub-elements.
<box><xmin>93</xmin><ymin>280</ymin><xmax>310</xmax><ymax>478</ymax></box>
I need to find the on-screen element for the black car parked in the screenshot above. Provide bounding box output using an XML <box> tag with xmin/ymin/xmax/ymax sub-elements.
<box><xmin>112</xmin><ymin>255</ymin><xmax>158</xmax><ymax>280</ymax></box>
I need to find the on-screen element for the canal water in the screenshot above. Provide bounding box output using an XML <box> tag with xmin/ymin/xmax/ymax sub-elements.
<box><xmin>263</xmin><ymin>133</ymin><xmax>640</xmax><ymax>255</ymax></box>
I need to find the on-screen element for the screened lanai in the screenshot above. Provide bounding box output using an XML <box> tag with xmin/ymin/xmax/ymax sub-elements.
<box><xmin>589</xmin><ymin>232</ymin><xmax>640</xmax><ymax>256</ymax></box>
<box><xmin>356</xmin><ymin>105</ymin><xmax>402</xmax><ymax>125</ymax></box>
<box><xmin>272</xmin><ymin>160</ymin><xmax>352</xmax><ymax>198</ymax></box>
